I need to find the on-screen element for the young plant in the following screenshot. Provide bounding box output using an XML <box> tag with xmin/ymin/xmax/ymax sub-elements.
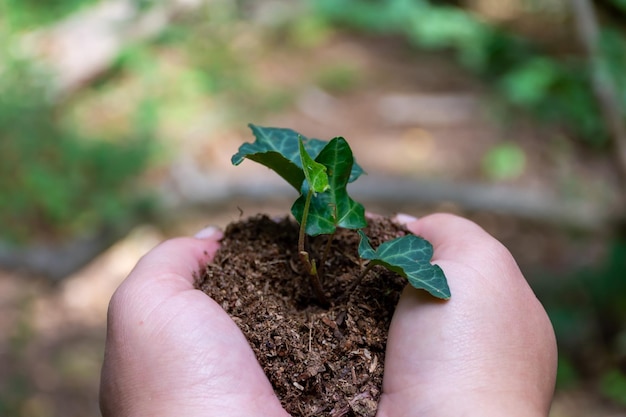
<box><xmin>232</xmin><ymin>124</ymin><xmax>450</xmax><ymax>301</ymax></box>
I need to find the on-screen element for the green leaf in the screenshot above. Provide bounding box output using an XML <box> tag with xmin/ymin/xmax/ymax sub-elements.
<box><xmin>292</xmin><ymin>137</ymin><xmax>367</xmax><ymax>236</ymax></box>
<box><xmin>232</xmin><ymin>124</ymin><xmax>309</xmax><ymax>190</ymax></box>
<box><xmin>231</xmin><ymin>124</ymin><xmax>364</xmax><ymax>190</ymax></box>
<box><xmin>298</xmin><ymin>137</ymin><xmax>329</xmax><ymax>194</ymax></box>
<box><xmin>357</xmin><ymin>230</ymin><xmax>450</xmax><ymax>299</ymax></box>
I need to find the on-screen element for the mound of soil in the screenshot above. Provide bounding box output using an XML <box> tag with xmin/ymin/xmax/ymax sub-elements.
<box><xmin>197</xmin><ymin>215</ymin><xmax>408</xmax><ymax>417</ymax></box>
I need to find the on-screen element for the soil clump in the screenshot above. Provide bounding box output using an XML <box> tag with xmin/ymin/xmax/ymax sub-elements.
<box><xmin>197</xmin><ymin>215</ymin><xmax>408</xmax><ymax>417</ymax></box>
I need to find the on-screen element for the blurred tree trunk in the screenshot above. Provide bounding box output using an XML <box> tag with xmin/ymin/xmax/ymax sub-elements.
<box><xmin>571</xmin><ymin>0</ymin><xmax>626</xmax><ymax>191</ymax></box>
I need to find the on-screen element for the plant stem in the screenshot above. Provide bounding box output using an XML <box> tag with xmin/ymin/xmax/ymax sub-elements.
<box><xmin>317</xmin><ymin>231</ymin><xmax>335</xmax><ymax>278</ymax></box>
<box><xmin>298</xmin><ymin>189</ymin><xmax>312</xmax><ymax>254</ymax></box>
<box><xmin>348</xmin><ymin>262</ymin><xmax>376</xmax><ymax>295</ymax></box>
<box><xmin>299</xmin><ymin>251</ymin><xmax>328</xmax><ymax>306</ymax></box>
<box><xmin>337</xmin><ymin>262</ymin><xmax>376</xmax><ymax>303</ymax></box>
<box><xmin>298</xmin><ymin>189</ymin><xmax>329</xmax><ymax>306</ymax></box>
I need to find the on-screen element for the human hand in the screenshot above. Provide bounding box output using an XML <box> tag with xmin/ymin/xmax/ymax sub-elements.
<box><xmin>100</xmin><ymin>214</ymin><xmax>557</xmax><ymax>417</ymax></box>
<box><xmin>99</xmin><ymin>227</ymin><xmax>289</xmax><ymax>417</ymax></box>
<box><xmin>377</xmin><ymin>213</ymin><xmax>558</xmax><ymax>417</ymax></box>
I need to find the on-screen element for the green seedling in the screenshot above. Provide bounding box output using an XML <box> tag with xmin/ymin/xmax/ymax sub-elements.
<box><xmin>232</xmin><ymin>124</ymin><xmax>450</xmax><ymax>303</ymax></box>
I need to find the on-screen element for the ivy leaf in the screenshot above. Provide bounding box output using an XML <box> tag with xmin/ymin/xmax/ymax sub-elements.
<box><xmin>299</xmin><ymin>138</ymin><xmax>329</xmax><ymax>194</ymax></box>
<box><xmin>231</xmin><ymin>124</ymin><xmax>315</xmax><ymax>190</ymax></box>
<box><xmin>357</xmin><ymin>230</ymin><xmax>450</xmax><ymax>299</ymax></box>
<box><xmin>231</xmin><ymin>124</ymin><xmax>364</xmax><ymax>190</ymax></box>
<box><xmin>292</xmin><ymin>137</ymin><xmax>367</xmax><ymax>236</ymax></box>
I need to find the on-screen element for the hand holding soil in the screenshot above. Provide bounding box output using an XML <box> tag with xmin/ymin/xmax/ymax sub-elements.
<box><xmin>378</xmin><ymin>213</ymin><xmax>558</xmax><ymax>417</ymax></box>
<box><xmin>99</xmin><ymin>213</ymin><xmax>557</xmax><ymax>417</ymax></box>
<box><xmin>99</xmin><ymin>227</ymin><xmax>290</xmax><ymax>417</ymax></box>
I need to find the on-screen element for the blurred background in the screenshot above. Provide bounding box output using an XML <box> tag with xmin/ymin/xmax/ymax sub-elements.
<box><xmin>1</xmin><ymin>0</ymin><xmax>625</xmax><ymax>415</ymax></box>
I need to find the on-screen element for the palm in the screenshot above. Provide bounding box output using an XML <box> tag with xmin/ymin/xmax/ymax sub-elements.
<box><xmin>100</xmin><ymin>236</ymin><xmax>289</xmax><ymax>417</ymax></box>
<box><xmin>376</xmin><ymin>214</ymin><xmax>557</xmax><ymax>417</ymax></box>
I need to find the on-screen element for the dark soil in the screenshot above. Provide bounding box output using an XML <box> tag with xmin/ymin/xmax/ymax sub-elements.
<box><xmin>197</xmin><ymin>215</ymin><xmax>409</xmax><ymax>417</ymax></box>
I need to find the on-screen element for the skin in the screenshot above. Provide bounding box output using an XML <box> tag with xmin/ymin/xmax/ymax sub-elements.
<box><xmin>100</xmin><ymin>214</ymin><xmax>557</xmax><ymax>417</ymax></box>
<box><xmin>377</xmin><ymin>213</ymin><xmax>557</xmax><ymax>417</ymax></box>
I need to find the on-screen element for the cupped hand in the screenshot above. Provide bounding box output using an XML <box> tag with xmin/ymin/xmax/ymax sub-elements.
<box><xmin>99</xmin><ymin>227</ymin><xmax>289</xmax><ymax>417</ymax></box>
<box><xmin>377</xmin><ymin>213</ymin><xmax>558</xmax><ymax>417</ymax></box>
<box><xmin>101</xmin><ymin>215</ymin><xmax>557</xmax><ymax>417</ymax></box>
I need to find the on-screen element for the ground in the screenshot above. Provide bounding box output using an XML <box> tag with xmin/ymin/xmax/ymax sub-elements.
<box><xmin>1</xmin><ymin>28</ymin><xmax>624</xmax><ymax>417</ymax></box>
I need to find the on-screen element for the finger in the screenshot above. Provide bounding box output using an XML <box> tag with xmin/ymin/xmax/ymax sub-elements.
<box><xmin>400</xmin><ymin>213</ymin><xmax>517</xmax><ymax>271</ymax></box>
<box><xmin>113</xmin><ymin>229</ymin><xmax>223</xmax><ymax>312</ymax></box>
<box><xmin>392</xmin><ymin>212</ymin><xmax>418</xmax><ymax>225</ymax></box>
<box><xmin>390</xmin><ymin>213</ymin><xmax>550</xmax><ymax>359</ymax></box>
<box><xmin>365</xmin><ymin>211</ymin><xmax>385</xmax><ymax>220</ymax></box>
<box><xmin>391</xmin><ymin>213</ymin><xmax>536</xmax><ymax>336</ymax></box>
<box><xmin>401</xmin><ymin>213</ymin><xmax>487</xmax><ymax>249</ymax></box>
<box><xmin>194</xmin><ymin>225</ymin><xmax>222</xmax><ymax>239</ymax></box>
<box><xmin>138</xmin><ymin>236</ymin><xmax>219</xmax><ymax>282</ymax></box>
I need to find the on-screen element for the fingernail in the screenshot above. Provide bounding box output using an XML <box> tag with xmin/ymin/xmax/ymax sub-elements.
<box><xmin>194</xmin><ymin>226</ymin><xmax>222</xmax><ymax>239</ymax></box>
<box><xmin>393</xmin><ymin>213</ymin><xmax>418</xmax><ymax>225</ymax></box>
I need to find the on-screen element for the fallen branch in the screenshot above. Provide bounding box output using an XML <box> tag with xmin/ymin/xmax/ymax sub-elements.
<box><xmin>0</xmin><ymin>224</ymin><xmax>131</xmax><ymax>281</ymax></box>
<box><xmin>164</xmin><ymin>163</ymin><xmax>616</xmax><ymax>232</ymax></box>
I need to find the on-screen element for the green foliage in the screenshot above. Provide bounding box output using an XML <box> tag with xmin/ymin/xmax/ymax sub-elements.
<box><xmin>291</xmin><ymin>137</ymin><xmax>367</xmax><ymax>235</ymax></box>
<box><xmin>601</xmin><ymin>27</ymin><xmax>626</xmax><ymax>101</ymax></box>
<box><xmin>600</xmin><ymin>370</ymin><xmax>626</xmax><ymax>406</ymax></box>
<box><xmin>315</xmin><ymin>64</ymin><xmax>363</xmax><ymax>94</ymax></box>
<box><xmin>482</xmin><ymin>143</ymin><xmax>526</xmax><ymax>181</ymax></box>
<box><xmin>233</xmin><ymin>124</ymin><xmax>449</xmax><ymax>300</ymax></box>
<box><xmin>0</xmin><ymin>56</ymin><xmax>154</xmax><ymax>244</ymax></box>
<box><xmin>233</xmin><ymin>124</ymin><xmax>366</xmax><ymax>236</ymax></box>
<box><xmin>540</xmin><ymin>236</ymin><xmax>626</xmax><ymax>394</ymax></box>
<box><xmin>500</xmin><ymin>58</ymin><xmax>561</xmax><ymax>107</ymax></box>
<box><xmin>609</xmin><ymin>0</ymin><xmax>626</xmax><ymax>12</ymax></box>
<box><xmin>162</xmin><ymin>6</ymin><xmax>285</xmax><ymax>117</ymax></box>
<box><xmin>298</xmin><ymin>138</ymin><xmax>329</xmax><ymax>194</ymax></box>
<box><xmin>232</xmin><ymin>124</ymin><xmax>333</xmax><ymax>190</ymax></box>
<box><xmin>0</xmin><ymin>0</ymin><xmax>100</xmax><ymax>32</ymax></box>
<box><xmin>309</xmin><ymin>0</ymin><xmax>626</xmax><ymax>146</ymax></box>
<box><xmin>564</xmin><ymin>238</ymin><xmax>626</xmax><ymax>326</ymax></box>
<box><xmin>1</xmin><ymin>0</ymin><xmax>157</xmax><ymax>32</ymax></box>
<box><xmin>555</xmin><ymin>356</ymin><xmax>579</xmax><ymax>390</ymax></box>
<box><xmin>358</xmin><ymin>230</ymin><xmax>450</xmax><ymax>299</ymax></box>
<box><xmin>233</xmin><ymin>124</ymin><xmax>367</xmax><ymax>235</ymax></box>
<box><xmin>0</xmin><ymin>373</ymin><xmax>29</xmax><ymax>417</ymax></box>
<box><xmin>499</xmin><ymin>57</ymin><xmax>604</xmax><ymax>142</ymax></box>
<box><xmin>583</xmin><ymin>238</ymin><xmax>626</xmax><ymax>320</ymax></box>
<box><xmin>309</xmin><ymin>0</ymin><xmax>509</xmax><ymax>72</ymax></box>
<box><xmin>287</xmin><ymin>15</ymin><xmax>334</xmax><ymax>49</ymax></box>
